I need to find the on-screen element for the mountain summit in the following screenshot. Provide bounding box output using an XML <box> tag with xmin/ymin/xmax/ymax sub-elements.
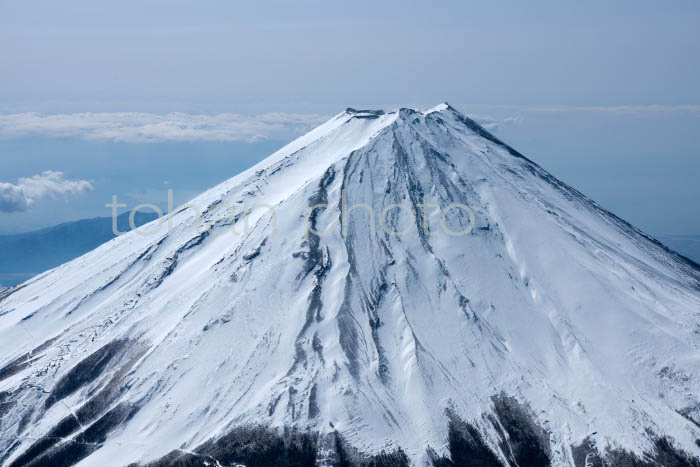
<box><xmin>1</xmin><ymin>105</ymin><xmax>699</xmax><ymax>467</ymax></box>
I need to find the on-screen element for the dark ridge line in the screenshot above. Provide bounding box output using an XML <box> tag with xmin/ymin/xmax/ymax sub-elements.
<box><xmin>307</xmin><ymin>383</ymin><xmax>320</xmax><ymax>420</ymax></box>
<box><xmin>61</xmin><ymin>236</ymin><xmax>168</xmax><ymax>318</ymax></box>
<box><xmin>429</xmin><ymin>408</ymin><xmax>503</xmax><ymax>467</ymax></box>
<box><xmin>490</xmin><ymin>394</ymin><xmax>552</xmax><ymax>467</ymax></box>
<box><xmin>312</xmin><ymin>331</ymin><xmax>325</xmax><ymax>364</ymax></box>
<box><xmin>0</xmin><ymin>283</ymin><xmax>28</xmax><ymax>305</ymax></box>
<box><xmin>13</xmin><ymin>395</ymin><xmax>700</xmax><ymax>467</ymax></box>
<box><xmin>242</xmin><ymin>238</ymin><xmax>267</xmax><ymax>261</ymax></box>
<box><xmin>0</xmin><ymin>335</ymin><xmax>60</xmax><ymax>383</ymax></box>
<box><xmin>0</xmin><ymin>353</ymin><xmax>33</xmax><ymax>383</ymax></box>
<box><xmin>389</xmin><ymin>130</ymin><xmax>433</xmax><ymax>252</ymax></box>
<box><xmin>18</xmin><ymin>402</ymin><xmax>140</xmax><ymax>467</ymax></box>
<box><xmin>334</xmin><ymin>125</ymin><xmax>440</xmax><ymax>384</ymax></box>
<box><xmin>8</xmin><ymin>342</ymin><xmax>148</xmax><ymax>466</ymax></box>
<box><xmin>364</xmin><ymin>269</ymin><xmax>391</xmax><ymax>385</ymax></box>
<box><xmin>44</xmin><ymin>339</ymin><xmax>130</xmax><ymax>409</ymax></box>
<box><xmin>139</xmin><ymin>229</ymin><xmax>211</xmax><ymax>295</ymax></box>
<box><xmin>336</xmin><ymin>147</ymin><xmax>374</xmax><ymax>380</ymax></box>
<box><xmin>289</xmin><ymin>166</ymin><xmax>336</xmax><ymax>377</ymax></box>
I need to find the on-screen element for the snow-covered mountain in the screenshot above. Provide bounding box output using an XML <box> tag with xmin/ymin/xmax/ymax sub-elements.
<box><xmin>1</xmin><ymin>104</ymin><xmax>699</xmax><ymax>467</ymax></box>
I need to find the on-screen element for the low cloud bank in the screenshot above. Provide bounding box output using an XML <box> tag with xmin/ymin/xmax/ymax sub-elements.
<box><xmin>1</xmin><ymin>105</ymin><xmax>696</xmax><ymax>144</ymax></box>
<box><xmin>527</xmin><ymin>104</ymin><xmax>700</xmax><ymax>114</ymax></box>
<box><xmin>0</xmin><ymin>112</ymin><xmax>328</xmax><ymax>143</ymax></box>
<box><xmin>468</xmin><ymin>114</ymin><xmax>524</xmax><ymax>130</ymax></box>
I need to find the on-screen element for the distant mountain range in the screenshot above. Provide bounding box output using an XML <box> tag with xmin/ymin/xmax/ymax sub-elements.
<box><xmin>0</xmin><ymin>211</ymin><xmax>158</xmax><ymax>287</ymax></box>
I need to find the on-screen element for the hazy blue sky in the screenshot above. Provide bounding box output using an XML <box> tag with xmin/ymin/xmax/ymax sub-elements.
<box><xmin>0</xmin><ymin>0</ymin><xmax>698</xmax><ymax>236</ymax></box>
<box><xmin>2</xmin><ymin>0</ymin><xmax>699</xmax><ymax>112</ymax></box>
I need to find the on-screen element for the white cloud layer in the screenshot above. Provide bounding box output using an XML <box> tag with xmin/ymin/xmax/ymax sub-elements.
<box><xmin>1</xmin><ymin>105</ymin><xmax>694</xmax><ymax>145</ymax></box>
<box><xmin>467</xmin><ymin>114</ymin><xmax>524</xmax><ymax>130</ymax></box>
<box><xmin>0</xmin><ymin>112</ymin><xmax>329</xmax><ymax>143</ymax></box>
<box><xmin>0</xmin><ymin>110</ymin><xmax>524</xmax><ymax>142</ymax></box>
<box><xmin>526</xmin><ymin>104</ymin><xmax>700</xmax><ymax>114</ymax></box>
<box><xmin>0</xmin><ymin>171</ymin><xmax>93</xmax><ymax>213</ymax></box>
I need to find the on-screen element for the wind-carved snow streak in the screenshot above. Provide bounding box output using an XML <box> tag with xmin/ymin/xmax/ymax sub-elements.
<box><xmin>1</xmin><ymin>104</ymin><xmax>700</xmax><ymax>466</ymax></box>
<box><xmin>292</xmin><ymin>166</ymin><xmax>336</xmax><ymax>371</ymax></box>
<box><xmin>277</xmin><ymin>166</ymin><xmax>338</xmax><ymax>423</ymax></box>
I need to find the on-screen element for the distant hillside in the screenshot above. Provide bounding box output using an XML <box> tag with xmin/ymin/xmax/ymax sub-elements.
<box><xmin>0</xmin><ymin>212</ymin><xmax>158</xmax><ymax>287</ymax></box>
<box><xmin>656</xmin><ymin>235</ymin><xmax>700</xmax><ymax>264</ymax></box>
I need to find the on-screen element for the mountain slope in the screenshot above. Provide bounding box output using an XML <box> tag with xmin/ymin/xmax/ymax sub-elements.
<box><xmin>0</xmin><ymin>104</ymin><xmax>699</xmax><ymax>467</ymax></box>
<box><xmin>657</xmin><ymin>235</ymin><xmax>700</xmax><ymax>265</ymax></box>
<box><xmin>0</xmin><ymin>212</ymin><xmax>158</xmax><ymax>287</ymax></box>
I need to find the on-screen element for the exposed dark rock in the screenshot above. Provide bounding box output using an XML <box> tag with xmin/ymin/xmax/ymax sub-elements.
<box><xmin>30</xmin><ymin>405</ymin><xmax>700</xmax><ymax>467</ymax></box>
<box><xmin>571</xmin><ymin>434</ymin><xmax>700</xmax><ymax>467</ymax></box>
<box><xmin>679</xmin><ymin>404</ymin><xmax>700</xmax><ymax>428</ymax></box>
<box><xmin>365</xmin><ymin>274</ymin><xmax>390</xmax><ymax>385</ymax></box>
<box><xmin>0</xmin><ymin>336</ymin><xmax>61</xmax><ymax>383</ymax></box>
<box><xmin>31</xmin><ymin>336</ymin><xmax>60</xmax><ymax>355</ymax></box>
<box><xmin>243</xmin><ymin>238</ymin><xmax>267</xmax><ymax>262</ymax></box>
<box><xmin>20</xmin><ymin>402</ymin><xmax>139</xmax><ymax>467</ymax></box>
<box><xmin>44</xmin><ymin>339</ymin><xmax>128</xmax><ymax>409</ymax></box>
<box><xmin>345</xmin><ymin>108</ymin><xmax>385</xmax><ymax>120</ymax></box>
<box><xmin>135</xmin><ymin>417</ymin><xmax>699</xmax><ymax>467</ymax></box>
<box><xmin>649</xmin><ymin>436</ymin><xmax>700</xmax><ymax>467</ymax></box>
<box><xmin>196</xmin><ymin>425</ymin><xmax>318</xmax><ymax>467</ymax></box>
<box><xmin>301</xmin><ymin>166</ymin><xmax>336</xmax><ymax>279</ymax></box>
<box><xmin>490</xmin><ymin>394</ymin><xmax>552</xmax><ymax>467</ymax></box>
<box><xmin>428</xmin><ymin>410</ymin><xmax>503</xmax><ymax>467</ymax></box>
<box><xmin>9</xmin><ymin>340</ymin><xmax>146</xmax><ymax>466</ymax></box>
<box><xmin>138</xmin><ymin>426</ymin><xmax>409</xmax><ymax>467</ymax></box>
<box><xmin>268</xmin><ymin>392</ymin><xmax>283</xmax><ymax>416</ymax></box>
<box><xmin>289</xmin><ymin>167</ymin><xmax>336</xmax><ymax>375</ymax></box>
<box><xmin>9</xmin><ymin>414</ymin><xmax>82</xmax><ymax>467</ymax></box>
<box><xmin>364</xmin><ymin>450</ymin><xmax>410</xmax><ymax>467</ymax></box>
<box><xmin>308</xmin><ymin>383</ymin><xmax>320</xmax><ymax>419</ymax></box>
<box><xmin>16</xmin><ymin>406</ymin><xmax>35</xmax><ymax>435</ymax></box>
<box><xmin>0</xmin><ymin>353</ymin><xmax>32</xmax><ymax>383</ymax></box>
<box><xmin>331</xmin><ymin>431</ymin><xmax>410</xmax><ymax>467</ymax></box>
<box><xmin>130</xmin><ymin>450</ymin><xmax>220</xmax><ymax>467</ymax></box>
<box><xmin>75</xmin><ymin>345</ymin><xmax>147</xmax><ymax>424</ymax></box>
<box><xmin>571</xmin><ymin>437</ymin><xmax>603</xmax><ymax>467</ymax></box>
<box><xmin>0</xmin><ymin>283</ymin><xmax>28</xmax><ymax>305</ymax></box>
<box><xmin>312</xmin><ymin>332</ymin><xmax>325</xmax><ymax>363</ymax></box>
<box><xmin>0</xmin><ymin>390</ymin><xmax>15</xmax><ymax>415</ymax></box>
